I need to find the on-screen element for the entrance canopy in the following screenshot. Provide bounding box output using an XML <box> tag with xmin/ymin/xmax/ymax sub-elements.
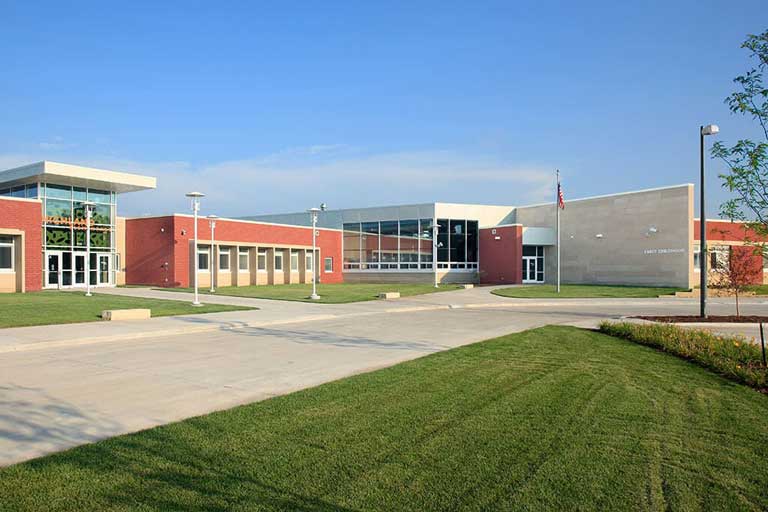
<box><xmin>0</xmin><ymin>161</ymin><xmax>156</xmax><ymax>193</ymax></box>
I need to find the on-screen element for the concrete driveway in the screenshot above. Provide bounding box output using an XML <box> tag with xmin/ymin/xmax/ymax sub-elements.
<box><xmin>1</xmin><ymin>286</ymin><xmax>766</xmax><ymax>466</ymax></box>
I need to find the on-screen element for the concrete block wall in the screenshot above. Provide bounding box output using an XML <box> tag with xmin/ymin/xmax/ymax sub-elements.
<box><xmin>513</xmin><ymin>184</ymin><xmax>694</xmax><ymax>288</ymax></box>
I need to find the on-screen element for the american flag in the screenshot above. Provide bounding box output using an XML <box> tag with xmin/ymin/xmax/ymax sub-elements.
<box><xmin>557</xmin><ymin>180</ymin><xmax>565</xmax><ymax>210</ymax></box>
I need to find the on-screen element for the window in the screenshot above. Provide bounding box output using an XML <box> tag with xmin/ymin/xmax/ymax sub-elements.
<box><xmin>710</xmin><ymin>245</ymin><xmax>730</xmax><ymax>271</ymax></box>
<box><xmin>380</xmin><ymin>221</ymin><xmax>398</xmax><ymax>269</ymax></box>
<box><xmin>197</xmin><ymin>246</ymin><xmax>210</xmax><ymax>272</ymax></box>
<box><xmin>399</xmin><ymin>219</ymin><xmax>419</xmax><ymax>269</ymax></box>
<box><xmin>306</xmin><ymin>252</ymin><xmax>313</xmax><ymax>271</ymax></box>
<box><xmin>219</xmin><ymin>247</ymin><xmax>230</xmax><ymax>271</ymax></box>
<box><xmin>274</xmin><ymin>251</ymin><xmax>283</xmax><ymax>271</ymax></box>
<box><xmin>419</xmin><ymin>219</ymin><xmax>434</xmax><ymax>269</ymax></box>
<box><xmin>361</xmin><ymin>222</ymin><xmax>379</xmax><ymax>269</ymax></box>
<box><xmin>324</xmin><ymin>256</ymin><xmax>333</xmax><ymax>273</ymax></box>
<box><xmin>693</xmin><ymin>244</ymin><xmax>701</xmax><ymax>271</ymax></box>
<box><xmin>239</xmin><ymin>249</ymin><xmax>249</xmax><ymax>271</ymax></box>
<box><xmin>0</xmin><ymin>237</ymin><xmax>13</xmax><ymax>271</ymax></box>
<box><xmin>257</xmin><ymin>249</ymin><xmax>267</xmax><ymax>271</ymax></box>
<box><xmin>290</xmin><ymin>250</ymin><xmax>300</xmax><ymax>271</ymax></box>
<box><xmin>343</xmin><ymin>223</ymin><xmax>362</xmax><ymax>269</ymax></box>
<box><xmin>115</xmin><ymin>253</ymin><xmax>121</xmax><ymax>273</ymax></box>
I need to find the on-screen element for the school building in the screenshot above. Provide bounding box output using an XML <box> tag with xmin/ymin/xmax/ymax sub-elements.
<box><xmin>0</xmin><ymin>161</ymin><xmax>765</xmax><ymax>293</ymax></box>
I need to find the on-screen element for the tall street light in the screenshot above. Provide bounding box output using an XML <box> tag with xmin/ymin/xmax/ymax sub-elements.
<box><xmin>430</xmin><ymin>222</ymin><xmax>442</xmax><ymax>288</ymax></box>
<box><xmin>81</xmin><ymin>200</ymin><xmax>96</xmax><ymax>297</ymax></box>
<box><xmin>207</xmin><ymin>214</ymin><xmax>219</xmax><ymax>293</ymax></box>
<box><xmin>186</xmin><ymin>192</ymin><xmax>205</xmax><ymax>306</ymax></box>
<box><xmin>700</xmin><ymin>124</ymin><xmax>719</xmax><ymax>318</ymax></box>
<box><xmin>308</xmin><ymin>206</ymin><xmax>322</xmax><ymax>300</ymax></box>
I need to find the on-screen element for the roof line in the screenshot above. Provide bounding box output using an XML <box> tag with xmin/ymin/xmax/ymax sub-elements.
<box><xmin>517</xmin><ymin>183</ymin><xmax>694</xmax><ymax>209</ymax></box>
<box><xmin>125</xmin><ymin>213</ymin><xmax>344</xmax><ymax>232</ymax></box>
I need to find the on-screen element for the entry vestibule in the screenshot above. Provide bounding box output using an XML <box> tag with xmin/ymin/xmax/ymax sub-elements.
<box><xmin>45</xmin><ymin>250</ymin><xmax>112</xmax><ymax>288</ymax></box>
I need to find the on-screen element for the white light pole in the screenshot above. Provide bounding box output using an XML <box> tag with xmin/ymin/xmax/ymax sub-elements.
<box><xmin>186</xmin><ymin>192</ymin><xmax>205</xmax><ymax>306</ymax></box>
<box><xmin>700</xmin><ymin>124</ymin><xmax>719</xmax><ymax>318</ymax></box>
<box><xmin>82</xmin><ymin>200</ymin><xmax>96</xmax><ymax>297</ymax></box>
<box><xmin>308</xmin><ymin>206</ymin><xmax>322</xmax><ymax>300</ymax></box>
<box><xmin>431</xmin><ymin>222</ymin><xmax>441</xmax><ymax>288</ymax></box>
<box><xmin>207</xmin><ymin>214</ymin><xmax>218</xmax><ymax>293</ymax></box>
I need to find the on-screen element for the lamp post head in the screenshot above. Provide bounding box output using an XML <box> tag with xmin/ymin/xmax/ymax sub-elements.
<box><xmin>320</xmin><ymin>203</ymin><xmax>328</xmax><ymax>211</ymax></box>
<box><xmin>186</xmin><ymin>192</ymin><xmax>205</xmax><ymax>198</ymax></box>
<box><xmin>307</xmin><ymin>207</ymin><xmax>321</xmax><ymax>213</ymax></box>
<box><xmin>701</xmin><ymin>124</ymin><xmax>719</xmax><ymax>136</ymax></box>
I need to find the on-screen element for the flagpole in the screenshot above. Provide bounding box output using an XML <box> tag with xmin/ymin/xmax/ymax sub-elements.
<box><xmin>556</xmin><ymin>169</ymin><xmax>561</xmax><ymax>294</ymax></box>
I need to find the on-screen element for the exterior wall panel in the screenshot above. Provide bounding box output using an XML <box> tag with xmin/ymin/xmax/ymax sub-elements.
<box><xmin>0</xmin><ymin>198</ymin><xmax>43</xmax><ymax>292</ymax></box>
<box><xmin>514</xmin><ymin>185</ymin><xmax>693</xmax><ymax>287</ymax></box>
<box><xmin>479</xmin><ymin>225</ymin><xmax>523</xmax><ymax>285</ymax></box>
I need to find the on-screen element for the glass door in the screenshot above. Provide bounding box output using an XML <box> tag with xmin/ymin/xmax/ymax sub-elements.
<box><xmin>98</xmin><ymin>254</ymin><xmax>111</xmax><ymax>286</ymax></box>
<box><xmin>522</xmin><ymin>256</ymin><xmax>536</xmax><ymax>283</ymax></box>
<box><xmin>46</xmin><ymin>252</ymin><xmax>60</xmax><ymax>287</ymax></box>
<box><xmin>74</xmin><ymin>253</ymin><xmax>86</xmax><ymax>285</ymax></box>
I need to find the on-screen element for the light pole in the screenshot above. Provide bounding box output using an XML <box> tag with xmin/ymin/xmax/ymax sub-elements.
<box><xmin>308</xmin><ymin>206</ymin><xmax>322</xmax><ymax>300</ymax></box>
<box><xmin>207</xmin><ymin>214</ymin><xmax>218</xmax><ymax>293</ymax></box>
<box><xmin>186</xmin><ymin>192</ymin><xmax>205</xmax><ymax>306</ymax></box>
<box><xmin>81</xmin><ymin>200</ymin><xmax>96</xmax><ymax>296</ymax></box>
<box><xmin>431</xmin><ymin>222</ymin><xmax>441</xmax><ymax>288</ymax></box>
<box><xmin>699</xmin><ymin>124</ymin><xmax>719</xmax><ymax>318</ymax></box>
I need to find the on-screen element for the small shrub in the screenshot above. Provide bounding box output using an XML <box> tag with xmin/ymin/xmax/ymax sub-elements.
<box><xmin>599</xmin><ymin>321</ymin><xmax>768</xmax><ymax>390</ymax></box>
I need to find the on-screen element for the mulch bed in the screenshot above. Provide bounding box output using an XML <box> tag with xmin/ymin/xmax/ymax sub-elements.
<box><xmin>635</xmin><ymin>315</ymin><xmax>768</xmax><ymax>323</ymax></box>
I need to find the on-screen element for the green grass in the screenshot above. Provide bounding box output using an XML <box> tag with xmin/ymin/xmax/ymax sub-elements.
<box><xmin>2</xmin><ymin>326</ymin><xmax>768</xmax><ymax>510</ymax></box>
<box><xmin>746</xmin><ymin>284</ymin><xmax>768</xmax><ymax>296</ymax></box>
<box><xmin>0</xmin><ymin>291</ymin><xmax>253</xmax><ymax>328</ymax></box>
<box><xmin>156</xmin><ymin>282</ymin><xmax>464</xmax><ymax>303</ymax></box>
<box><xmin>492</xmin><ymin>284</ymin><xmax>686</xmax><ymax>298</ymax></box>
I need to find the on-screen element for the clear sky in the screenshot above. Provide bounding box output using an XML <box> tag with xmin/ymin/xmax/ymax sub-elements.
<box><xmin>1</xmin><ymin>1</ymin><xmax>765</xmax><ymax>217</ymax></box>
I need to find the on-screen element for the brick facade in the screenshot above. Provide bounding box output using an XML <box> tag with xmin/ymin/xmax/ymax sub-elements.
<box><xmin>694</xmin><ymin>219</ymin><xmax>767</xmax><ymax>285</ymax></box>
<box><xmin>126</xmin><ymin>215</ymin><xmax>344</xmax><ymax>288</ymax></box>
<box><xmin>0</xmin><ymin>197</ymin><xmax>43</xmax><ymax>292</ymax></box>
<box><xmin>478</xmin><ymin>225</ymin><xmax>523</xmax><ymax>285</ymax></box>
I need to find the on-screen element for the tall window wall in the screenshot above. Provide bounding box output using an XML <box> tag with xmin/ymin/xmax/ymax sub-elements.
<box><xmin>342</xmin><ymin>218</ymin><xmax>478</xmax><ymax>271</ymax></box>
<box><xmin>41</xmin><ymin>183</ymin><xmax>116</xmax><ymax>253</ymax></box>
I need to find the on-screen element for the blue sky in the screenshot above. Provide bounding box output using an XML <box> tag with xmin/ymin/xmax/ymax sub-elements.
<box><xmin>1</xmin><ymin>1</ymin><xmax>765</xmax><ymax>217</ymax></box>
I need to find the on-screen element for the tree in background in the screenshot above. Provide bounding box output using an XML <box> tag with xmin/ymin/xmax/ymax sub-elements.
<box><xmin>713</xmin><ymin>29</ymin><xmax>768</xmax><ymax>262</ymax></box>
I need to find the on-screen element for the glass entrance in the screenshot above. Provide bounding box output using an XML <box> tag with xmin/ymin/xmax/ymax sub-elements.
<box><xmin>522</xmin><ymin>246</ymin><xmax>545</xmax><ymax>283</ymax></box>
<box><xmin>47</xmin><ymin>253</ymin><xmax>60</xmax><ymax>287</ymax></box>
<box><xmin>45</xmin><ymin>251</ymin><xmax>113</xmax><ymax>288</ymax></box>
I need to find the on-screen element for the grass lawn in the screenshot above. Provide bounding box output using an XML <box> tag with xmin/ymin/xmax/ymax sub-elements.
<box><xmin>746</xmin><ymin>284</ymin><xmax>768</xmax><ymax>296</ymax></box>
<box><xmin>156</xmin><ymin>282</ymin><xmax>464</xmax><ymax>303</ymax></box>
<box><xmin>0</xmin><ymin>291</ymin><xmax>253</xmax><ymax>328</ymax></box>
<box><xmin>2</xmin><ymin>326</ymin><xmax>767</xmax><ymax>510</ymax></box>
<box><xmin>492</xmin><ymin>284</ymin><xmax>686</xmax><ymax>299</ymax></box>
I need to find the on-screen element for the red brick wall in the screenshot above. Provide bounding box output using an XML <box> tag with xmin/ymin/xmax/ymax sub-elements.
<box><xmin>479</xmin><ymin>225</ymin><xmax>522</xmax><ymax>285</ymax></box>
<box><xmin>730</xmin><ymin>245</ymin><xmax>764</xmax><ymax>285</ymax></box>
<box><xmin>0</xmin><ymin>198</ymin><xmax>43</xmax><ymax>291</ymax></box>
<box><xmin>694</xmin><ymin>220</ymin><xmax>768</xmax><ymax>242</ymax></box>
<box><xmin>128</xmin><ymin>215</ymin><xmax>344</xmax><ymax>288</ymax></box>
<box><xmin>125</xmin><ymin>217</ymin><xmax>177</xmax><ymax>286</ymax></box>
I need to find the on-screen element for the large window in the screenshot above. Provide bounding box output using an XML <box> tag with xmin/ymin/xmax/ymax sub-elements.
<box><xmin>257</xmin><ymin>249</ymin><xmax>267</xmax><ymax>271</ymax></box>
<box><xmin>239</xmin><ymin>249</ymin><xmax>249</xmax><ymax>271</ymax></box>
<box><xmin>42</xmin><ymin>183</ymin><xmax>115</xmax><ymax>253</ymax></box>
<box><xmin>343</xmin><ymin>223</ymin><xmax>362</xmax><ymax>269</ymax></box>
<box><xmin>399</xmin><ymin>219</ymin><xmax>419</xmax><ymax>269</ymax></box>
<box><xmin>306</xmin><ymin>252</ymin><xmax>313</xmax><ymax>271</ymax></box>
<box><xmin>0</xmin><ymin>236</ymin><xmax>13</xmax><ymax>271</ymax></box>
<box><xmin>342</xmin><ymin>218</ymin><xmax>477</xmax><ymax>271</ymax></box>
<box><xmin>290</xmin><ymin>250</ymin><xmax>300</xmax><ymax>271</ymax></box>
<box><xmin>219</xmin><ymin>247</ymin><xmax>231</xmax><ymax>271</ymax></box>
<box><xmin>275</xmin><ymin>251</ymin><xmax>283</xmax><ymax>271</ymax></box>
<box><xmin>197</xmin><ymin>246</ymin><xmax>210</xmax><ymax>272</ymax></box>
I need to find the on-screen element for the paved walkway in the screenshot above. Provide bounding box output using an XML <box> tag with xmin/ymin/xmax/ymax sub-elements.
<box><xmin>1</xmin><ymin>286</ymin><xmax>766</xmax><ymax>466</ymax></box>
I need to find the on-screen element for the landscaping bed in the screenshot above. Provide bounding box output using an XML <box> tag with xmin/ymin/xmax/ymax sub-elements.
<box><xmin>492</xmin><ymin>284</ymin><xmax>685</xmax><ymax>299</ymax></box>
<box><xmin>635</xmin><ymin>315</ymin><xmax>768</xmax><ymax>323</ymax></box>
<box><xmin>600</xmin><ymin>321</ymin><xmax>768</xmax><ymax>390</ymax></box>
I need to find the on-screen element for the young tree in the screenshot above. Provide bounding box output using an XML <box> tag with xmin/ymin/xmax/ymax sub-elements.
<box><xmin>713</xmin><ymin>29</ymin><xmax>768</xmax><ymax>262</ymax></box>
<box><xmin>709</xmin><ymin>245</ymin><xmax>761</xmax><ymax>317</ymax></box>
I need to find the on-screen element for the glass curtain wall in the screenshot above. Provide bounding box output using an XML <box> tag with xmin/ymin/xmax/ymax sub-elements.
<box><xmin>42</xmin><ymin>183</ymin><xmax>116</xmax><ymax>287</ymax></box>
<box><xmin>342</xmin><ymin>219</ymin><xmax>477</xmax><ymax>271</ymax></box>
